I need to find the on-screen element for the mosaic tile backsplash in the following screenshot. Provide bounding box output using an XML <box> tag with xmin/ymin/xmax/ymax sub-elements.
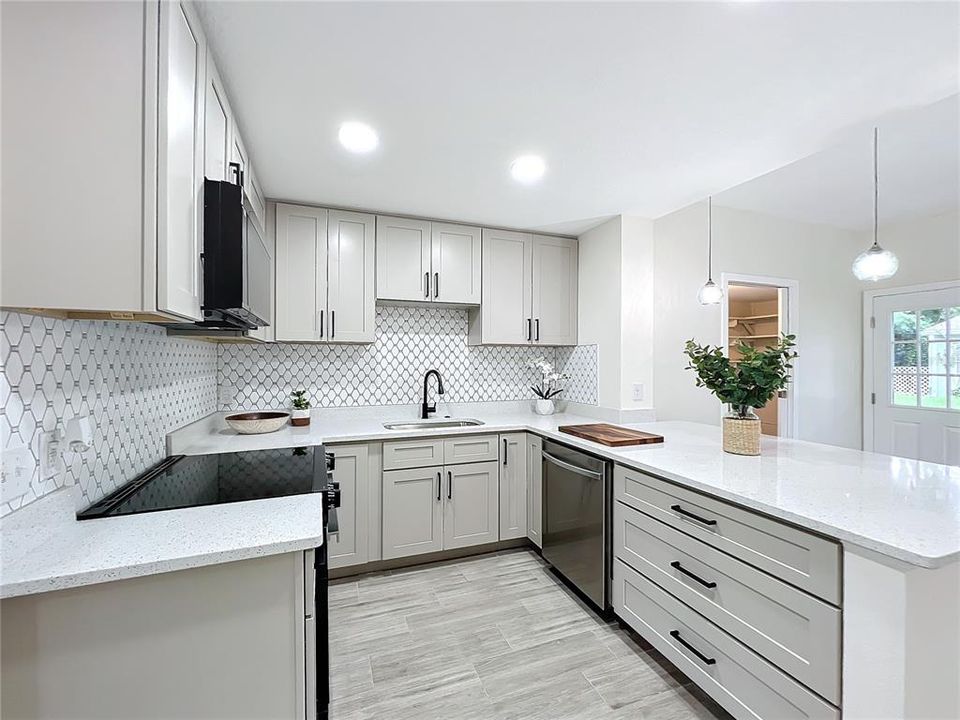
<box><xmin>0</xmin><ymin>312</ymin><xmax>218</xmax><ymax>516</ymax></box>
<box><xmin>1</xmin><ymin>305</ymin><xmax>597</xmax><ymax>517</ymax></box>
<box><xmin>220</xmin><ymin>306</ymin><xmax>598</xmax><ymax>410</ymax></box>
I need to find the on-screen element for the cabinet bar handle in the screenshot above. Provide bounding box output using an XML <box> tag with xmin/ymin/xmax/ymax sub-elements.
<box><xmin>527</xmin><ymin>319</ymin><xmax>532</xmax><ymax>341</ymax></box>
<box><xmin>434</xmin><ymin>272</ymin><xmax>439</xmax><ymax>299</ymax></box>
<box><xmin>670</xmin><ymin>504</ymin><xmax>717</xmax><ymax>526</ymax></box>
<box><xmin>331</xmin><ymin>310</ymin><xmax>335</xmax><ymax>339</ymax></box>
<box><xmin>669</xmin><ymin>630</ymin><xmax>716</xmax><ymax>666</ymax></box>
<box><xmin>503</xmin><ymin>439</ymin><xmax>508</xmax><ymax>465</ymax></box>
<box><xmin>447</xmin><ymin>471</ymin><xmax>452</xmax><ymax>500</ymax></box>
<box><xmin>425</xmin><ymin>272</ymin><xmax>430</xmax><ymax>299</ymax></box>
<box><xmin>535</xmin><ymin>318</ymin><xmax>540</xmax><ymax>341</ymax></box>
<box><xmin>437</xmin><ymin>472</ymin><xmax>441</xmax><ymax>502</ymax></box>
<box><xmin>670</xmin><ymin>561</ymin><xmax>717</xmax><ymax>589</ymax></box>
<box><xmin>318</xmin><ymin>310</ymin><xmax>324</xmax><ymax>338</ymax></box>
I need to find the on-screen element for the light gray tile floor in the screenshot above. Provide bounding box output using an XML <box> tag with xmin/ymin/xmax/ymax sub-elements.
<box><xmin>329</xmin><ymin>549</ymin><xmax>732</xmax><ymax>720</ymax></box>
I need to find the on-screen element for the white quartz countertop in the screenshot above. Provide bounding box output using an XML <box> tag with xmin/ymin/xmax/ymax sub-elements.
<box><xmin>0</xmin><ymin>483</ymin><xmax>324</xmax><ymax>599</ymax></box>
<box><xmin>170</xmin><ymin>407</ymin><xmax>960</xmax><ymax>569</ymax></box>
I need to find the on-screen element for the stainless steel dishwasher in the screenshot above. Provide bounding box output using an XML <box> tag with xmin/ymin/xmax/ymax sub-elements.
<box><xmin>541</xmin><ymin>440</ymin><xmax>612</xmax><ymax>611</ymax></box>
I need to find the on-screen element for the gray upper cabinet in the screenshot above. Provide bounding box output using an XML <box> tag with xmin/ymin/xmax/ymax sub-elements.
<box><xmin>2</xmin><ymin>1</ymin><xmax>204</xmax><ymax>320</ymax></box>
<box><xmin>376</xmin><ymin>216</ymin><xmax>480</xmax><ymax>305</ymax></box>
<box><xmin>275</xmin><ymin>204</ymin><xmax>375</xmax><ymax>343</ymax></box>
<box><xmin>469</xmin><ymin>231</ymin><xmax>577</xmax><ymax>346</ymax></box>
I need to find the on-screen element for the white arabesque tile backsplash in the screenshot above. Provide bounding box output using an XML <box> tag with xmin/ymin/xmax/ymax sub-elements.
<box><xmin>220</xmin><ymin>305</ymin><xmax>598</xmax><ymax>409</ymax></box>
<box><xmin>1</xmin><ymin>306</ymin><xmax>597</xmax><ymax>517</ymax></box>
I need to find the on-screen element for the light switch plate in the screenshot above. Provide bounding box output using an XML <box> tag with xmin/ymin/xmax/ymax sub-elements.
<box><xmin>2</xmin><ymin>445</ymin><xmax>35</xmax><ymax>500</ymax></box>
<box><xmin>39</xmin><ymin>430</ymin><xmax>61</xmax><ymax>480</ymax></box>
<box><xmin>632</xmin><ymin>383</ymin><xmax>644</xmax><ymax>402</ymax></box>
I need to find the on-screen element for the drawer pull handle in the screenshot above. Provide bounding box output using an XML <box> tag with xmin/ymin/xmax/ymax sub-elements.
<box><xmin>670</xmin><ymin>630</ymin><xmax>716</xmax><ymax>666</ymax></box>
<box><xmin>671</xmin><ymin>504</ymin><xmax>717</xmax><ymax>526</ymax></box>
<box><xmin>670</xmin><ymin>561</ymin><xmax>717</xmax><ymax>589</ymax></box>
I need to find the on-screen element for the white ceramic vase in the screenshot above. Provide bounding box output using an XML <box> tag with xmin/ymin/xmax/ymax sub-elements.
<box><xmin>534</xmin><ymin>399</ymin><xmax>555</xmax><ymax>416</ymax></box>
<box><xmin>291</xmin><ymin>408</ymin><xmax>310</xmax><ymax>427</ymax></box>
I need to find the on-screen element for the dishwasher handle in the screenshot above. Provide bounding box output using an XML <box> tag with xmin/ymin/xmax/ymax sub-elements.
<box><xmin>542</xmin><ymin>450</ymin><xmax>604</xmax><ymax>480</ymax></box>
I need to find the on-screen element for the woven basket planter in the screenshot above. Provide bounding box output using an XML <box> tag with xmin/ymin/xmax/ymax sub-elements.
<box><xmin>722</xmin><ymin>415</ymin><xmax>761</xmax><ymax>456</ymax></box>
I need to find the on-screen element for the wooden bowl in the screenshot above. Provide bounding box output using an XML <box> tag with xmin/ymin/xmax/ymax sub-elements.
<box><xmin>225</xmin><ymin>411</ymin><xmax>290</xmax><ymax>435</ymax></box>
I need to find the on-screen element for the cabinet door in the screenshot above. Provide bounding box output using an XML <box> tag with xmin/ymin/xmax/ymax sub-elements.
<box><xmin>230</xmin><ymin>124</ymin><xmax>248</xmax><ymax>189</ymax></box>
<box><xmin>248</xmin><ymin>201</ymin><xmax>275</xmax><ymax>343</ymax></box>
<box><xmin>275</xmin><ymin>203</ymin><xmax>327</xmax><ymax>341</ymax></box>
<box><xmin>499</xmin><ymin>433</ymin><xmax>527</xmax><ymax>540</ymax></box>
<box><xmin>245</xmin><ymin>214</ymin><xmax>272</xmax><ymax>334</ymax></box>
<box><xmin>531</xmin><ymin>235</ymin><xmax>578</xmax><ymax>345</ymax></box>
<box><xmin>157</xmin><ymin>0</ymin><xmax>204</xmax><ymax>321</ymax></box>
<box><xmin>480</xmin><ymin>229</ymin><xmax>533</xmax><ymax>344</ymax></box>
<box><xmin>327</xmin><ymin>210</ymin><xmax>376</xmax><ymax>343</ymax></box>
<box><xmin>376</xmin><ymin>216</ymin><xmax>432</xmax><ymax>302</ymax></box>
<box><xmin>527</xmin><ymin>434</ymin><xmax>543</xmax><ymax>547</ymax></box>
<box><xmin>431</xmin><ymin>223</ymin><xmax>481</xmax><ymax>305</ymax></box>
<box><xmin>443</xmin><ymin>461</ymin><xmax>500</xmax><ymax>550</ymax></box>
<box><xmin>247</xmin><ymin>167</ymin><xmax>267</xmax><ymax>236</ymax></box>
<box><xmin>203</xmin><ymin>52</ymin><xmax>232</xmax><ymax>183</ymax></box>
<box><xmin>327</xmin><ymin>444</ymin><xmax>369</xmax><ymax>569</ymax></box>
<box><xmin>382</xmin><ymin>466</ymin><xmax>444</xmax><ymax>560</ymax></box>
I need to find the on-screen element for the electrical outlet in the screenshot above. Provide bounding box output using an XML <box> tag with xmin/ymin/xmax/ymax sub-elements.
<box><xmin>39</xmin><ymin>430</ymin><xmax>61</xmax><ymax>481</ymax></box>
<box><xmin>632</xmin><ymin>383</ymin><xmax>644</xmax><ymax>402</ymax></box>
<box><xmin>2</xmin><ymin>445</ymin><xmax>35</xmax><ymax>501</ymax></box>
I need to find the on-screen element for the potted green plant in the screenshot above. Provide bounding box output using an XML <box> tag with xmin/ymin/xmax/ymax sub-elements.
<box><xmin>528</xmin><ymin>357</ymin><xmax>569</xmax><ymax>415</ymax></box>
<box><xmin>290</xmin><ymin>389</ymin><xmax>311</xmax><ymax>427</ymax></box>
<box><xmin>683</xmin><ymin>335</ymin><xmax>797</xmax><ymax>455</ymax></box>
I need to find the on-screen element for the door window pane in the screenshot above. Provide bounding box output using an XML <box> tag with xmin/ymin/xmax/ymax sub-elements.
<box><xmin>948</xmin><ymin>307</ymin><xmax>960</xmax><ymax>339</ymax></box>
<box><xmin>893</xmin><ymin>311</ymin><xmax>917</xmax><ymax>341</ymax></box>
<box><xmin>892</xmin><ymin>371</ymin><xmax>918</xmax><ymax>406</ymax></box>
<box><xmin>893</xmin><ymin>342</ymin><xmax>917</xmax><ymax>370</ymax></box>
<box><xmin>951</xmin><ymin>376</ymin><xmax>960</xmax><ymax>410</ymax></box>
<box><xmin>920</xmin><ymin>375</ymin><xmax>948</xmax><ymax>409</ymax></box>
<box><xmin>922</xmin><ymin>341</ymin><xmax>947</xmax><ymax>373</ymax></box>
<box><xmin>950</xmin><ymin>341</ymin><xmax>960</xmax><ymax>374</ymax></box>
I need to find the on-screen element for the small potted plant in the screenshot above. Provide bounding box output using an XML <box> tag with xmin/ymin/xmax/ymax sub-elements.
<box><xmin>290</xmin><ymin>389</ymin><xmax>311</xmax><ymax>427</ymax></box>
<box><xmin>529</xmin><ymin>357</ymin><xmax>569</xmax><ymax>416</ymax></box>
<box><xmin>684</xmin><ymin>335</ymin><xmax>797</xmax><ymax>455</ymax></box>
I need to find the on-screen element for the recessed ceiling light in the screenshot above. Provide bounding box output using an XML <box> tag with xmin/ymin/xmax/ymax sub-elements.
<box><xmin>338</xmin><ymin>121</ymin><xmax>379</xmax><ymax>153</ymax></box>
<box><xmin>510</xmin><ymin>155</ymin><xmax>546</xmax><ymax>184</ymax></box>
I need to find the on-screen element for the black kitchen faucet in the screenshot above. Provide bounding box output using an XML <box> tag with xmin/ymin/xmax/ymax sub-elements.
<box><xmin>421</xmin><ymin>369</ymin><xmax>445</xmax><ymax>419</ymax></box>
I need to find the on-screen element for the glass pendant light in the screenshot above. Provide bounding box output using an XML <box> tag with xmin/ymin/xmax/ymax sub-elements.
<box><xmin>698</xmin><ymin>196</ymin><xmax>724</xmax><ymax>304</ymax></box>
<box><xmin>852</xmin><ymin>128</ymin><xmax>899</xmax><ymax>281</ymax></box>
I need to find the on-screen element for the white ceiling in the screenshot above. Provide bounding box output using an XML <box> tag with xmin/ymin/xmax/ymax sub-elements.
<box><xmin>715</xmin><ymin>94</ymin><xmax>959</xmax><ymax>231</ymax></box>
<box><xmin>196</xmin><ymin>1</ymin><xmax>959</xmax><ymax>235</ymax></box>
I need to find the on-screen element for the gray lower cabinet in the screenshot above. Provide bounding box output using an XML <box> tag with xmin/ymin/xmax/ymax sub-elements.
<box><xmin>382</xmin><ymin>465</ymin><xmax>445</xmax><ymax>560</ymax></box>
<box><xmin>327</xmin><ymin>443</ymin><xmax>377</xmax><ymax>570</ymax></box>
<box><xmin>382</xmin><ymin>459</ymin><xmax>500</xmax><ymax>560</ymax></box>
<box><xmin>614</xmin><ymin>559</ymin><xmax>840</xmax><ymax>720</ymax></box>
<box><xmin>499</xmin><ymin>433</ymin><xmax>527</xmax><ymax>540</ymax></box>
<box><xmin>526</xmin><ymin>434</ymin><xmax>543</xmax><ymax>548</ymax></box>
<box><xmin>443</xmin><ymin>461</ymin><xmax>501</xmax><ymax>549</ymax></box>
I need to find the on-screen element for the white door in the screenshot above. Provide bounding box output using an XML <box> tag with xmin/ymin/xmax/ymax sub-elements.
<box><xmin>327</xmin><ymin>444</ymin><xmax>369</xmax><ymax>569</ymax></box>
<box><xmin>432</xmin><ymin>223</ymin><xmax>481</xmax><ymax>305</ymax></box>
<box><xmin>526</xmin><ymin>434</ymin><xmax>543</xmax><ymax>548</ymax></box>
<box><xmin>327</xmin><ymin>210</ymin><xmax>375</xmax><ymax>343</ymax></box>
<box><xmin>202</xmin><ymin>52</ymin><xmax>232</xmax><ymax>183</ymax></box>
<box><xmin>382</xmin><ymin>466</ymin><xmax>444</xmax><ymax>560</ymax></box>
<box><xmin>532</xmin><ymin>235</ymin><xmax>578</xmax><ymax>345</ymax></box>
<box><xmin>156</xmin><ymin>0</ymin><xmax>204</xmax><ymax>321</ymax></box>
<box><xmin>275</xmin><ymin>204</ymin><xmax>327</xmax><ymax>341</ymax></box>
<box><xmin>499</xmin><ymin>434</ymin><xmax>527</xmax><ymax>540</ymax></box>
<box><xmin>376</xmin><ymin>216</ymin><xmax>432</xmax><ymax>302</ymax></box>
<box><xmin>480</xmin><ymin>229</ymin><xmax>533</xmax><ymax>344</ymax></box>
<box><xmin>872</xmin><ymin>285</ymin><xmax>960</xmax><ymax>464</ymax></box>
<box><xmin>443</xmin><ymin>461</ymin><xmax>500</xmax><ymax>550</ymax></box>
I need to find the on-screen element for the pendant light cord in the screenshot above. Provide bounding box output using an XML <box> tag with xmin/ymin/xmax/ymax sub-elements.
<box><xmin>873</xmin><ymin>127</ymin><xmax>879</xmax><ymax>249</ymax></box>
<box><xmin>707</xmin><ymin>196</ymin><xmax>713</xmax><ymax>281</ymax></box>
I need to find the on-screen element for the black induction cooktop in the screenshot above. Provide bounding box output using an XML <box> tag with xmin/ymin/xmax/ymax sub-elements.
<box><xmin>77</xmin><ymin>446</ymin><xmax>327</xmax><ymax>520</ymax></box>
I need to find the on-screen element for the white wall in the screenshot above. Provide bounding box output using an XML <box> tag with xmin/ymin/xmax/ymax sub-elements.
<box><xmin>620</xmin><ymin>216</ymin><xmax>655</xmax><ymax>410</ymax></box>
<box><xmin>651</xmin><ymin>204</ymin><xmax>864</xmax><ymax>449</ymax></box>
<box><xmin>578</xmin><ymin>217</ymin><xmax>623</xmax><ymax>409</ymax></box>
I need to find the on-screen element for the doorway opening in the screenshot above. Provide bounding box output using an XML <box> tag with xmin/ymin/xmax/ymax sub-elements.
<box><xmin>721</xmin><ymin>274</ymin><xmax>799</xmax><ymax>439</ymax></box>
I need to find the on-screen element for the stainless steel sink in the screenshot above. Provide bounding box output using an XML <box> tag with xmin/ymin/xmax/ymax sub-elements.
<box><xmin>383</xmin><ymin>419</ymin><xmax>485</xmax><ymax>430</ymax></box>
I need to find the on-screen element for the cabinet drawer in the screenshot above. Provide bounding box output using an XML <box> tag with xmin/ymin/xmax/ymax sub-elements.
<box><xmin>383</xmin><ymin>438</ymin><xmax>444</xmax><ymax>470</ymax></box>
<box><xmin>613</xmin><ymin>559</ymin><xmax>839</xmax><ymax>720</ymax></box>
<box><xmin>615</xmin><ymin>501</ymin><xmax>841</xmax><ymax>703</ymax></box>
<box><xmin>614</xmin><ymin>465</ymin><xmax>841</xmax><ymax>604</ymax></box>
<box><xmin>443</xmin><ymin>435</ymin><xmax>499</xmax><ymax>465</ymax></box>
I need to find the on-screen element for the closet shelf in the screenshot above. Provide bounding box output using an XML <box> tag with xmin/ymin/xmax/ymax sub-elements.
<box><xmin>730</xmin><ymin>314</ymin><xmax>778</xmax><ymax>321</ymax></box>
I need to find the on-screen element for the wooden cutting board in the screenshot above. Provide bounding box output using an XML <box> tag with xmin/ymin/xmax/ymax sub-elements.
<box><xmin>558</xmin><ymin>423</ymin><xmax>664</xmax><ymax>447</ymax></box>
